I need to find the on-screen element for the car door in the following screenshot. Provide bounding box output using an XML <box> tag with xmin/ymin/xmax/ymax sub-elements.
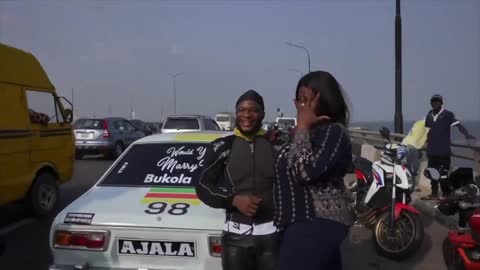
<box><xmin>107</xmin><ymin>119</ymin><xmax>123</xmax><ymax>143</ymax></box>
<box><xmin>124</xmin><ymin>121</ymin><xmax>142</xmax><ymax>145</ymax></box>
<box><xmin>0</xmin><ymin>84</ymin><xmax>32</xmax><ymax>205</ymax></box>
<box><xmin>26</xmin><ymin>89</ymin><xmax>74</xmax><ymax>181</ymax></box>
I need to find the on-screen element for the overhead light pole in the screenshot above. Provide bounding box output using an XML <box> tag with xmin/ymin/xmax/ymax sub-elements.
<box><xmin>169</xmin><ymin>72</ymin><xmax>184</xmax><ymax>114</ymax></box>
<box><xmin>394</xmin><ymin>0</ymin><xmax>404</xmax><ymax>133</ymax></box>
<box><xmin>286</xmin><ymin>42</ymin><xmax>311</xmax><ymax>73</ymax></box>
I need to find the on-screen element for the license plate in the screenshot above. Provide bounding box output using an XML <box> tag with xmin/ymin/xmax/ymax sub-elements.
<box><xmin>118</xmin><ymin>239</ymin><xmax>196</xmax><ymax>258</ymax></box>
<box><xmin>81</xmin><ymin>133</ymin><xmax>91</xmax><ymax>138</ymax></box>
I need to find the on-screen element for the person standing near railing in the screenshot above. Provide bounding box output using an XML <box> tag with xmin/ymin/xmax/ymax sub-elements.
<box><xmin>422</xmin><ymin>94</ymin><xmax>476</xmax><ymax>200</ymax></box>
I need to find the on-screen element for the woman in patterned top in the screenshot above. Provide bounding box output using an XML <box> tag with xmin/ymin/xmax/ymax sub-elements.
<box><xmin>274</xmin><ymin>71</ymin><xmax>353</xmax><ymax>270</ymax></box>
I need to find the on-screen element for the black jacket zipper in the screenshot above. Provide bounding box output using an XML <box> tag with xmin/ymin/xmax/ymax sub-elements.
<box><xmin>249</xmin><ymin>140</ymin><xmax>256</xmax><ymax>194</ymax></box>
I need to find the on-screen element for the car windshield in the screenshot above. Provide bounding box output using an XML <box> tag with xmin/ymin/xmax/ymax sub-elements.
<box><xmin>163</xmin><ymin>118</ymin><xmax>200</xmax><ymax>130</ymax></box>
<box><xmin>74</xmin><ymin>119</ymin><xmax>104</xmax><ymax>129</ymax></box>
<box><xmin>216</xmin><ymin>116</ymin><xmax>230</xmax><ymax>122</ymax></box>
<box><xmin>99</xmin><ymin>143</ymin><xmax>207</xmax><ymax>187</ymax></box>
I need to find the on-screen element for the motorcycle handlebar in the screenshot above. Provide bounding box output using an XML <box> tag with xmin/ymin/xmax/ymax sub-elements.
<box><xmin>375</xmin><ymin>146</ymin><xmax>397</xmax><ymax>157</ymax></box>
<box><xmin>459</xmin><ymin>201</ymin><xmax>480</xmax><ymax>210</ymax></box>
<box><xmin>440</xmin><ymin>192</ymin><xmax>480</xmax><ymax>209</ymax></box>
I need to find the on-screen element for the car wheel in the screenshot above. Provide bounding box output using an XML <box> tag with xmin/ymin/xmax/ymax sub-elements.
<box><xmin>28</xmin><ymin>173</ymin><xmax>59</xmax><ymax>217</ymax></box>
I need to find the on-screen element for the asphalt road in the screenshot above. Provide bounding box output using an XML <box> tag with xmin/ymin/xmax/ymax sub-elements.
<box><xmin>0</xmin><ymin>159</ymin><xmax>449</xmax><ymax>270</ymax></box>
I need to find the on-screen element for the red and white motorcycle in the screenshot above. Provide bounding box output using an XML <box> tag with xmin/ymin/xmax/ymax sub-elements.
<box><xmin>349</xmin><ymin>127</ymin><xmax>424</xmax><ymax>260</ymax></box>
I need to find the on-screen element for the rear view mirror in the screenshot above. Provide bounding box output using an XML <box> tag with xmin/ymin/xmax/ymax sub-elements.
<box><xmin>64</xmin><ymin>109</ymin><xmax>73</xmax><ymax>123</ymax></box>
<box><xmin>58</xmin><ymin>96</ymin><xmax>73</xmax><ymax>124</ymax></box>
<box><xmin>380</xmin><ymin>126</ymin><xmax>391</xmax><ymax>142</ymax></box>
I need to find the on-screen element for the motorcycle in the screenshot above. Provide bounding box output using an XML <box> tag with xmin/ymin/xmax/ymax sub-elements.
<box><xmin>427</xmin><ymin>167</ymin><xmax>480</xmax><ymax>270</ymax></box>
<box><xmin>349</xmin><ymin>127</ymin><xmax>424</xmax><ymax>260</ymax></box>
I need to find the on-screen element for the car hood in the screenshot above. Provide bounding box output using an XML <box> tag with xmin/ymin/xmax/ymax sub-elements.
<box><xmin>55</xmin><ymin>186</ymin><xmax>225</xmax><ymax>230</ymax></box>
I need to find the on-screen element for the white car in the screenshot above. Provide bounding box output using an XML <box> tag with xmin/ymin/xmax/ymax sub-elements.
<box><xmin>161</xmin><ymin>115</ymin><xmax>220</xmax><ymax>134</ymax></box>
<box><xmin>275</xmin><ymin>117</ymin><xmax>296</xmax><ymax>130</ymax></box>
<box><xmin>49</xmin><ymin>132</ymin><xmax>230</xmax><ymax>270</ymax></box>
<box><xmin>214</xmin><ymin>112</ymin><xmax>235</xmax><ymax>131</ymax></box>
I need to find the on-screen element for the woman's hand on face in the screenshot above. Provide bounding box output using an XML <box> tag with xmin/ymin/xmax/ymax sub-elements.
<box><xmin>295</xmin><ymin>87</ymin><xmax>330</xmax><ymax>131</ymax></box>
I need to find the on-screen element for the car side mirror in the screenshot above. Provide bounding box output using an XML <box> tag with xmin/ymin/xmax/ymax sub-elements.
<box><xmin>380</xmin><ymin>126</ymin><xmax>391</xmax><ymax>142</ymax></box>
<box><xmin>63</xmin><ymin>109</ymin><xmax>73</xmax><ymax>124</ymax></box>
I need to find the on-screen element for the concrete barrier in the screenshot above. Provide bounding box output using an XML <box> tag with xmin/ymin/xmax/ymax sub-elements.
<box><xmin>360</xmin><ymin>144</ymin><xmax>380</xmax><ymax>162</ymax></box>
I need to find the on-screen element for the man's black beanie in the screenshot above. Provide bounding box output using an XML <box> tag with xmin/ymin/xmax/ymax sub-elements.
<box><xmin>431</xmin><ymin>94</ymin><xmax>443</xmax><ymax>104</ymax></box>
<box><xmin>235</xmin><ymin>89</ymin><xmax>265</xmax><ymax>112</ymax></box>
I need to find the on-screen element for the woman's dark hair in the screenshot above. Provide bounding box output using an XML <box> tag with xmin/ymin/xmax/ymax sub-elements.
<box><xmin>295</xmin><ymin>71</ymin><xmax>350</xmax><ymax>126</ymax></box>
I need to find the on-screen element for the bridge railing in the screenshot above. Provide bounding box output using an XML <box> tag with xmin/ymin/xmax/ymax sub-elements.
<box><xmin>348</xmin><ymin>128</ymin><xmax>480</xmax><ymax>187</ymax></box>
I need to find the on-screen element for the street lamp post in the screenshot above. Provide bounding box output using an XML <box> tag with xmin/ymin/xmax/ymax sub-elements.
<box><xmin>286</xmin><ymin>42</ymin><xmax>311</xmax><ymax>73</ymax></box>
<box><xmin>394</xmin><ymin>0</ymin><xmax>403</xmax><ymax>133</ymax></box>
<box><xmin>169</xmin><ymin>72</ymin><xmax>184</xmax><ymax>115</ymax></box>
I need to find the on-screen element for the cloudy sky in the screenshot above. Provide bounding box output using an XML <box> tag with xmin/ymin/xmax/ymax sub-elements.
<box><xmin>1</xmin><ymin>0</ymin><xmax>479</xmax><ymax>123</ymax></box>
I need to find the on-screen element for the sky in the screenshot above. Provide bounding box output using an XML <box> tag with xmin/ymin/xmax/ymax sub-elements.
<box><xmin>1</xmin><ymin>0</ymin><xmax>479</xmax><ymax>123</ymax></box>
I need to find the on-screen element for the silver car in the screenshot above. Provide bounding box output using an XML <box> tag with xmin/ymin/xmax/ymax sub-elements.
<box><xmin>161</xmin><ymin>115</ymin><xmax>220</xmax><ymax>133</ymax></box>
<box><xmin>74</xmin><ymin>117</ymin><xmax>145</xmax><ymax>159</ymax></box>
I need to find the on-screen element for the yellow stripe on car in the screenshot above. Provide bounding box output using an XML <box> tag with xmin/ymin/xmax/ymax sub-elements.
<box><xmin>173</xmin><ymin>133</ymin><xmax>222</xmax><ymax>142</ymax></box>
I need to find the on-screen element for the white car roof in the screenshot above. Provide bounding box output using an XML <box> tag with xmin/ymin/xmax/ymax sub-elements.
<box><xmin>134</xmin><ymin>131</ymin><xmax>232</xmax><ymax>144</ymax></box>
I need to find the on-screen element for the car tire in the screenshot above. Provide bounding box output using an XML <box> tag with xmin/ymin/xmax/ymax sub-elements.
<box><xmin>28</xmin><ymin>173</ymin><xmax>59</xmax><ymax>217</ymax></box>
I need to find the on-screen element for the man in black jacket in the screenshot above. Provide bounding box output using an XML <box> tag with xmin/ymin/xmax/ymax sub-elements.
<box><xmin>196</xmin><ymin>90</ymin><xmax>280</xmax><ymax>270</ymax></box>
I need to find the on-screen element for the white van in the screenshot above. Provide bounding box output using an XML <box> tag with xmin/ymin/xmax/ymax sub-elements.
<box><xmin>215</xmin><ymin>112</ymin><xmax>235</xmax><ymax>131</ymax></box>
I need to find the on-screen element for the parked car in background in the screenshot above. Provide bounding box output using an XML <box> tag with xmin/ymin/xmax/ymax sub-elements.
<box><xmin>214</xmin><ymin>112</ymin><xmax>235</xmax><ymax>131</ymax></box>
<box><xmin>146</xmin><ymin>122</ymin><xmax>163</xmax><ymax>134</ymax></box>
<box><xmin>161</xmin><ymin>115</ymin><xmax>220</xmax><ymax>133</ymax></box>
<box><xmin>131</xmin><ymin>119</ymin><xmax>153</xmax><ymax>136</ymax></box>
<box><xmin>49</xmin><ymin>132</ymin><xmax>229</xmax><ymax>270</ymax></box>
<box><xmin>275</xmin><ymin>117</ymin><xmax>296</xmax><ymax>131</ymax></box>
<box><xmin>74</xmin><ymin>117</ymin><xmax>145</xmax><ymax>160</ymax></box>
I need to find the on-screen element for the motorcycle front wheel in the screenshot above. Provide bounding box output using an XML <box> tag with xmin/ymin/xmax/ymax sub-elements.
<box><xmin>442</xmin><ymin>236</ymin><xmax>466</xmax><ymax>270</ymax></box>
<box><xmin>372</xmin><ymin>210</ymin><xmax>424</xmax><ymax>260</ymax></box>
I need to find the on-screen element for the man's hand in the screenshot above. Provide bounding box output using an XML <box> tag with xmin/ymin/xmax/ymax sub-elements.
<box><xmin>232</xmin><ymin>195</ymin><xmax>262</xmax><ymax>217</ymax></box>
